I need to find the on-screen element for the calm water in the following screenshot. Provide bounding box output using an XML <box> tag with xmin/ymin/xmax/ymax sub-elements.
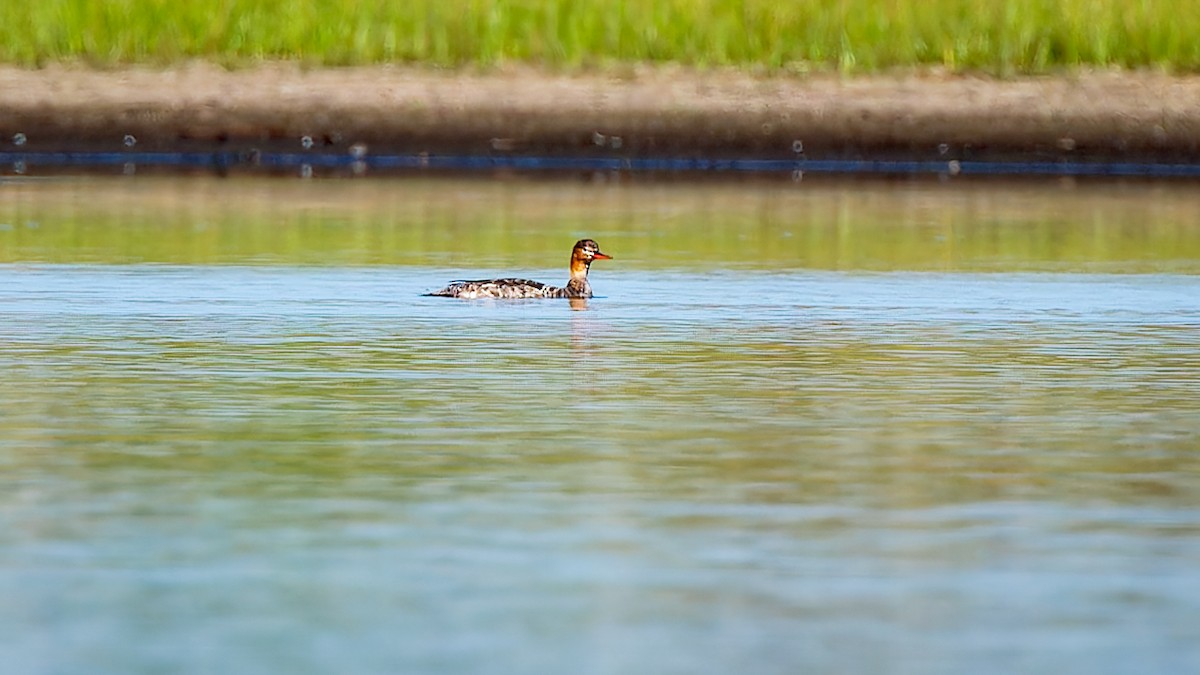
<box><xmin>2</xmin><ymin>176</ymin><xmax>1199</xmax><ymax>674</ymax></box>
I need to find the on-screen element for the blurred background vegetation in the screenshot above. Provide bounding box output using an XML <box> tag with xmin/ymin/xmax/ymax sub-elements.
<box><xmin>1</xmin><ymin>0</ymin><xmax>1197</xmax><ymax>73</ymax></box>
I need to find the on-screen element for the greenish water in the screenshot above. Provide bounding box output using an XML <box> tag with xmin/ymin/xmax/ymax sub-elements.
<box><xmin>1</xmin><ymin>176</ymin><xmax>1199</xmax><ymax>674</ymax></box>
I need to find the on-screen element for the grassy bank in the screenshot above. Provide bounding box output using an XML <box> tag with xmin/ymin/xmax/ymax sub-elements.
<box><xmin>2</xmin><ymin>0</ymin><xmax>1198</xmax><ymax>73</ymax></box>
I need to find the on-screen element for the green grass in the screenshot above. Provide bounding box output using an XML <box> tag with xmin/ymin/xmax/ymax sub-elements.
<box><xmin>1</xmin><ymin>0</ymin><xmax>1199</xmax><ymax>73</ymax></box>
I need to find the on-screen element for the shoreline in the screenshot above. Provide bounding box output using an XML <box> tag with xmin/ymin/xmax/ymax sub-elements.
<box><xmin>3</xmin><ymin>64</ymin><xmax>1200</xmax><ymax>165</ymax></box>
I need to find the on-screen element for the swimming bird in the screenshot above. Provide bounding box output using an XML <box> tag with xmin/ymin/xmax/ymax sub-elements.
<box><xmin>427</xmin><ymin>239</ymin><xmax>612</xmax><ymax>299</ymax></box>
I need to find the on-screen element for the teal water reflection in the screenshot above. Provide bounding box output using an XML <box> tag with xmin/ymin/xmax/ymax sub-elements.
<box><xmin>1</xmin><ymin>177</ymin><xmax>1199</xmax><ymax>674</ymax></box>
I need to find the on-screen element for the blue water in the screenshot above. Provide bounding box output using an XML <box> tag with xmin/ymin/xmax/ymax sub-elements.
<box><xmin>8</xmin><ymin>149</ymin><xmax>1200</xmax><ymax>178</ymax></box>
<box><xmin>2</xmin><ymin>263</ymin><xmax>1198</xmax><ymax>674</ymax></box>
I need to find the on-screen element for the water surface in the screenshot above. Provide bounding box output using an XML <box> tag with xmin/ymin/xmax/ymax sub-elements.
<box><xmin>1</xmin><ymin>176</ymin><xmax>1198</xmax><ymax>674</ymax></box>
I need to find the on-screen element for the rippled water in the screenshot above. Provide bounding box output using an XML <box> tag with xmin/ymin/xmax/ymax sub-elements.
<box><xmin>2</xmin><ymin>177</ymin><xmax>1199</xmax><ymax>674</ymax></box>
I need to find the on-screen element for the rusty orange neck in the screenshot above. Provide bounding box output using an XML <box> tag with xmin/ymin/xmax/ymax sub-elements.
<box><xmin>569</xmin><ymin>253</ymin><xmax>591</xmax><ymax>279</ymax></box>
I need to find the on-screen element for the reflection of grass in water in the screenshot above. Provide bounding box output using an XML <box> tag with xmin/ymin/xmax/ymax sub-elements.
<box><xmin>1</xmin><ymin>177</ymin><xmax>1198</xmax><ymax>271</ymax></box>
<box><xmin>7</xmin><ymin>323</ymin><xmax>1199</xmax><ymax>508</ymax></box>
<box><xmin>1</xmin><ymin>0</ymin><xmax>1198</xmax><ymax>72</ymax></box>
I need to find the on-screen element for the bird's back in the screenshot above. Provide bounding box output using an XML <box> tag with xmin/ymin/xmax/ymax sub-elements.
<box><xmin>426</xmin><ymin>278</ymin><xmax>565</xmax><ymax>299</ymax></box>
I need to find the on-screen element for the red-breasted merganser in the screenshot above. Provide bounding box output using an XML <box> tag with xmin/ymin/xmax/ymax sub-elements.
<box><xmin>427</xmin><ymin>239</ymin><xmax>612</xmax><ymax>299</ymax></box>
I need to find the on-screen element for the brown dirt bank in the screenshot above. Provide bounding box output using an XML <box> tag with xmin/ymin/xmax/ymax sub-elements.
<box><xmin>3</xmin><ymin>64</ymin><xmax>1200</xmax><ymax>164</ymax></box>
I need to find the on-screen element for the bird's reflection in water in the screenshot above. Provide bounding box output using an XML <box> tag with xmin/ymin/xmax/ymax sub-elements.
<box><xmin>568</xmin><ymin>298</ymin><xmax>606</xmax><ymax>395</ymax></box>
<box><xmin>569</xmin><ymin>298</ymin><xmax>597</xmax><ymax>356</ymax></box>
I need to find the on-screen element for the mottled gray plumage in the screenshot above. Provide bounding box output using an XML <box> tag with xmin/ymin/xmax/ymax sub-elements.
<box><xmin>427</xmin><ymin>240</ymin><xmax>611</xmax><ymax>299</ymax></box>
